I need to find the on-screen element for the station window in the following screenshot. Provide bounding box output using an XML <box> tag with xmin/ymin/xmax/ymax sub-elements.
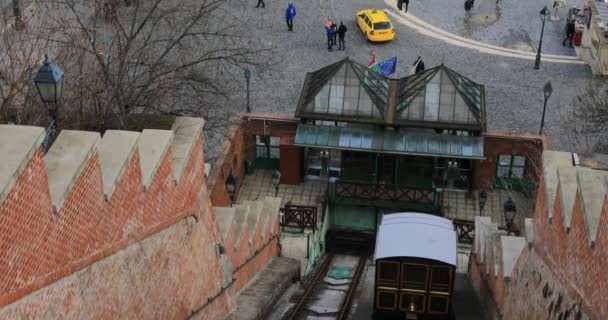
<box><xmin>401</xmin><ymin>263</ymin><xmax>429</xmax><ymax>291</ymax></box>
<box><xmin>256</xmin><ymin>136</ymin><xmax>280</xmax><ymax>159</ymax></box>
<box><xmin>430</xmin><ymin>266</ymin><xmax>451</xmax><ymax>293</ymax></box>
<box><xmin>496</xmin><ymin>154</ymin><xmax>526</xmax><ymax>179</ymax></box>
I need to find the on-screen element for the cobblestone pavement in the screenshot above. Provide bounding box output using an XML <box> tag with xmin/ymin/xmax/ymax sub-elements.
<box><xmin>405</xmin><ymin>0</ymin><xmax>586</xmax><ymax>56</ymax></box>
<box><xmin>216</xmin><ymin>0</ymin><xmax>597</xmax><ymax>154</ymax></box>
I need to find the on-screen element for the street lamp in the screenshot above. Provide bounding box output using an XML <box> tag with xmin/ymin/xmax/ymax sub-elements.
<box><xmin>503</xmin><ymin>197</ymin><xmax>517</xmax><ymax>235</ymax></box>
<box><xmin>272</xmin><ymin>169</ymin><xmax>281</xmax><ymax>196</ymax></box>
<box><xmin>34</xmin><ymin>54</ymin><xmax>64</xmax><ymax>154</ymax></box>
<box><xmin>478</xmin><ymin>190</ymin><xmax>488</xmax><ymax>216</ymax></box>
<box><xmin>539</xmin><ymin>81</ymin><xmax>553</xmax><ymax>135</ymax></box>
<box><xmin>534</xmin><ymin>6</ymin><xmax>551</xmax><ymax>69</ymax></box>
<box><xmin>225</xmin><ymin>170</ymin><xmax>237</xmax><ymax>206</ymax></box>
<box><xmin>244</xmin><ymin>68</ymin><xmax>251</xmax><ymax>113</ymax></box>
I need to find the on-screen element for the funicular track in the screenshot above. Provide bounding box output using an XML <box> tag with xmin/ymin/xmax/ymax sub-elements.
<box><xmin>285</xmin><ymin>253</ymin><xmax>367</xmax><ymax>320</ymax></box>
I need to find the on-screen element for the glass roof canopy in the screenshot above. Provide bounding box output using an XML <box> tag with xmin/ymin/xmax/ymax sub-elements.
<box><xmin>295</xmin><ymin>58</ymin><xmax>486</xmax><ymax>132</ymax></box>
<box><xmin>294</xmin><ymin>124</ymin><xmax>484</xmax><ymax>159</ymax></box>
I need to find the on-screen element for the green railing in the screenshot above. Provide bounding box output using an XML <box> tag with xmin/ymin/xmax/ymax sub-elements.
<box><xmin>328</xmin><ymin>179</ymin><xmax>443</xmax><ymax>214</ymax></box>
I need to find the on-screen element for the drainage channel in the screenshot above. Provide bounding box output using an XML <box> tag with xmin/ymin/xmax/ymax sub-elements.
<box><xmin>284</xmin><ymin>253</ymin><xmax>367</xmax><ymax>320</ymax></box>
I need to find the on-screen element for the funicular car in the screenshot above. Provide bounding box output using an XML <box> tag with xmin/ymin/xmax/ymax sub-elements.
<box><xmin>373</xmin><ymin>212</ymin><xmax>457</xmax><ymax>320</ymax></box>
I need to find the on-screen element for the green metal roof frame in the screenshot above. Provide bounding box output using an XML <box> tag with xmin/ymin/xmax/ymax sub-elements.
<box><xmin>296</xmin><ymin>58</ymin><xmax>389</xmax><ymax>123</ymax></box>
<box><xmin>295</xmin><ymin>59</ymin><xmax>486</xmax><ymax>131</ymax></box>
<box><xmin>294</xmin><ymin>124</ymin><xmax>485</xmax><ymax>159</ymax></box>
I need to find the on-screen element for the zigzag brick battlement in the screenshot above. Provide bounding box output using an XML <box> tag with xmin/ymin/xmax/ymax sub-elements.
<box><xmin>471</xmin><ymin>149</ymin><xmax>608</xmax><ymax>319</ymax></box>
<box><xmin>0</xmin><ymin>117</ymin><xmax>207</xmax><ymax>307</ymax></box>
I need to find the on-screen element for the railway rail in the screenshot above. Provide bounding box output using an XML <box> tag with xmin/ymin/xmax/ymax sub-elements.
<box><xmin>284</xmin><ymin>253</ymin><xmax>367</xmax><ymax>320</ymax></box>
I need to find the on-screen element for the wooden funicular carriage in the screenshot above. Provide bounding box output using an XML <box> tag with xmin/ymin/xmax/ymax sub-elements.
<box><xmin>373</xmin><ymin>212</ymin><xmax>457</xmax><ymax>320</ymax></box>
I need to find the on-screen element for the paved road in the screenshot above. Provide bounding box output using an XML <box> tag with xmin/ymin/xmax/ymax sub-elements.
<box><xmin>213</xmin><ymin>0</ymin><xmax>596</xmax><ymax>155</ymax></box>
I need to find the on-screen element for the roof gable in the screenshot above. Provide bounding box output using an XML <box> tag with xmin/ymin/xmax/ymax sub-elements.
<box><xmin>296</xmin><ymin>59</ymin><xmax>485</xmax><ymax>131</ymax></box>
<box><xmin>298</xmin><ymin>58</ymin><xmax>387</xmax><ymax>120</ymax></box>
<box><xmin>395</xmin><ymin>65</ymin><xmax>482</xmax><ymax>127</ymax></box>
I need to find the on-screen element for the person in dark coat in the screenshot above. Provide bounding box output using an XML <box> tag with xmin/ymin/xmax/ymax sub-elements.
<box><xmin>285</xmin><ymin>3</ymin><xmax>296</xmax><ymax>31</ymax></box>
<box><xmin>404</xmin><ymin>0</ymin><xmax>410</xmax><ymax>12</ymax></box>
<box><xmin>331</xmin><ymin>21</ymin><xmax>338</xmax><ymax>45</ymax></box>
<box><xmin>412</xmin><ymin>56</ymin><xmax>425</xmax><ymax>74</ymax></box>
<box><xmin>256</xmin><ymin>0</ymin><xmax>265</xmax><ymax>8</ymax></box>
<box><xmin>562</xmin><ymin>18</ymin><xmax>575</xmax><ymax>48</ymax></box>
<box><xmin>326</xmin><ymin>23</ymin><xmax>334</xmax><ymax>51</ymax></box>
<box><xmin>398</xmin><ymin>0</ymin><xmax>403</xmax><ymax>10</ymax></box>
<box><xmin>337</xmin><ymin>22</ymin><xmax>347</xmax><ymax>50</ymax></box>
<box><xmin>464</xmin><ymin>0</ymin><xmax>474</xmax><ymax>13</ymax></box>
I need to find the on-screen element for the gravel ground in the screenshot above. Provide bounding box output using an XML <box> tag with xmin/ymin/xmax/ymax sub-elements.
<box><xmin>210</xmin><ymin>0</ymin><xmax>599</xmax><ymax>155</ymax></box>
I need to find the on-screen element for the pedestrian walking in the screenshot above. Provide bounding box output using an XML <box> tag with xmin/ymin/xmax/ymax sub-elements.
<box><xmin>256</xmin><ymin>0</ymin><xmax>265</xmax><ymax>8</ymax></box>
<box><xmin>337</xmin><ymin>22</ymin><xmax>347</xmax><ymax>50</ymax></box>
<box><xmin>285</xmin><ymin>3</ymin><xmax>296</xmax><ymax>31</ymax></box>
<box><xmin>331</xmin><ymin>20</ymin><xmax>338</xmax><ymax>46</ymax></box>
<box><xmin>464</xmin><ymin>0</ymin><xmax>474</xmax><ymax>13</ymax></box>
<box><xmin>562</xmin><ymin>18</ymin><xmax>575</xmax><ymax>48</ymax></box>
<box><xmin>398</xmin><ymin>0</ymin><xmax>403</xmax><ymax>10</ymax></box>
<box><xmin>404</xmin><ymin>0</ymin><xmax>410</xmax><ymax>12</ymax></box>
<box><xmin>326</xmin><ymin>22</ymin><xmax>334</xmax><ymax>51</ymax></box>
<box><xmin>411</xmin><ymin>56</ymin><xmax>425</xmax><ymax>74</ymax></box>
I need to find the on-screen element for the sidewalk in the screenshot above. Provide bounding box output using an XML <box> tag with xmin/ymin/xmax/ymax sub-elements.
<box><xmin>398</xmin><ymin>0</ymin><xmax>586</xmax><ymax>56</ymax></box>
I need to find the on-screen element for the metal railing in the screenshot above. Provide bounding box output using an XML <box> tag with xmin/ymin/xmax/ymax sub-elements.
<box><xmin>453</xmin><ymin>219</ymin><xmax>475</xmax><ymax>244</ymax></box>
<box><xmin>330</xmin><ymin>180</ymin><xmax>441</xmax><ymax>213</ymax></box>
<box><xmin>280</xmin><ymin>205</ymin><xmax>317</xmax><ymax>232</ymax></box>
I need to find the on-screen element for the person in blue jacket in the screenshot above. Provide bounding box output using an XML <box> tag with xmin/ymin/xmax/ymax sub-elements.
<box><xmin>326</xmin><ymin>21</ymin><xmax>334</xmax><ymax>51</ymax></box>
<box><xmin>286</xmin><ymin>3</ymin><xmax>296</xmax><ymax>31</ymax></box>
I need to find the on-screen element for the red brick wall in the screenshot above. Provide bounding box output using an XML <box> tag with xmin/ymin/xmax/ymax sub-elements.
<box><xmin>501</xmin><ymin>247</ymin><xmax>588</xmax><ymax>320</ymax></box>
<box><xmin>0</xmin><ymin>131</ymin><xmax>234</xmax><ymax>319</ymax></box>
<box><xmin>532</xmin><ymin>174</ymin><xmax>608</xmax><ymax>319</ymax></box>
<box><xmin>470</xmin><ymin>140</ymin><xmax>608</xmax><ymax>320</ymax></box>
<box><xmin>474</xmin><ymin>133</ymin><xmax>545</xmax><ymax>190</ymax></box>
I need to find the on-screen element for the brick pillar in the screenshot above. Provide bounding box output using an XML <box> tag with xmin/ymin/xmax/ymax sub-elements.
<box><xmin>279</xmin><ymin>135</ymin><xmax>301</xmax><ymax>185</ymax></box>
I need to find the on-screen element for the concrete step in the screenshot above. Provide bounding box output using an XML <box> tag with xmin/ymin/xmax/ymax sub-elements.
<box><xmin>0</xmin><ymin>125</ymin><xmax>44</xmax><ymax>207</ymax></box>
<box><xmin>214</xmin><ymin>206</ymin><xmax>236</xmax><ymax>243</ymax></box>
<box><xmin>243</xmin><ymin>200</ymin><xmax>263</xmax><ymax>244</ymax></box>
<box><xmin>137</xmin><ymin>129</ymin><xmax>173</xmax><ymax>191</ymax></box>
<box><xmin>170</xmin><ymin>117</ymin><xmax>204</xmax><ymax>184</ymax></box>
<box><xmin>224</xmin><ymin>257</ymin><xmax>300</xmax><ymax>320</ymax></box>
<box><xmin>98</xmin><ymin>130</ymin><xmax>140</xmax><ymax>200</ymax></box>
<box><xmin>232</xmin><ymin>205</ymin><xmax>250</xmax><ymax>247</ymax></box>
<box><xmin>262</xmin><ymin>196</ymin><xmax>282</xmax><ymax>237</ymax></box>
<box><xmin>44</xmin><ymin>130</ymin><xmax>100</xmax><ymax>213</ymax></box>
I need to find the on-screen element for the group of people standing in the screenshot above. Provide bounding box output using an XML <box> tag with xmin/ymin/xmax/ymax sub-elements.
<box><xmin>325</xmin><ymin>20</ymin><xmax>348</xmax><ymax>51</ymax></box>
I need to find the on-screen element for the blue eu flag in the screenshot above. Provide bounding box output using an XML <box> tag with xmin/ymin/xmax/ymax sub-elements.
<box><xmin>377</xmin><ymin>56</ymin><xmax>397</xmax><ymax>77</ymax></box>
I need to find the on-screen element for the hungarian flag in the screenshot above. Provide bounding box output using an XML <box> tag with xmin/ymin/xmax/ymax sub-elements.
<box><xmin>368</xmin><ymin>53</ymin><xmax>377</xmax><ymax>68</ymax></box>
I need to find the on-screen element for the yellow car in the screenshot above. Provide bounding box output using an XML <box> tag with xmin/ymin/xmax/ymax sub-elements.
<box><xmin>356</xmin><ymin>9</ymin><xmax>395</xmax><ymax>42</ymax></box>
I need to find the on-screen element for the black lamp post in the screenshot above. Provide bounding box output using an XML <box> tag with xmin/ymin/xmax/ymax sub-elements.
<box><xmin>34</xmin><ymin>54</ymin><xmax>64</xmax><ymax>154</ymax></box>
<box><xmin>539</xmin><ymin>81</ymin><xmax>553</xmax><ymax>135</ymax></box>
<box><xmin>225</xmin><ymin>171</ymin><xmax>237</xmax><ymax>206</ymax></box>
<box><xmin>503</xmin><ymin>197</ymin><xmax>517</xmax><ymax>235</ymax></box>
<box><xmin>272</xmin><ymin>169</ymin><xmax>281</xmax><ymax>196</ymax></box>
<box><xmin>534</xmin><ymin>6</ymin><xmax>551</xmax><ymax>70</ymax></box>
<box><xmin>478</xmin><ymin>190</ymin><xmax>488</xmax><ymax>216</ymax></box>
<box><xmin>244</xmin><ymin>68</ymin><xmax>251</xmax><ymax>113</ymax></box>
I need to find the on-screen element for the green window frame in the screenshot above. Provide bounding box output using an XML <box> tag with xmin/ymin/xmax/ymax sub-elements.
<box><xmin>496</xmin><ymin>154</ymin><xmax>526</xmax><ymax>180</ymax></box>
<box><xmin>255</xmin><ymin>135</ymin><xmax>280</xmax><ymax>159</ymax></box>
